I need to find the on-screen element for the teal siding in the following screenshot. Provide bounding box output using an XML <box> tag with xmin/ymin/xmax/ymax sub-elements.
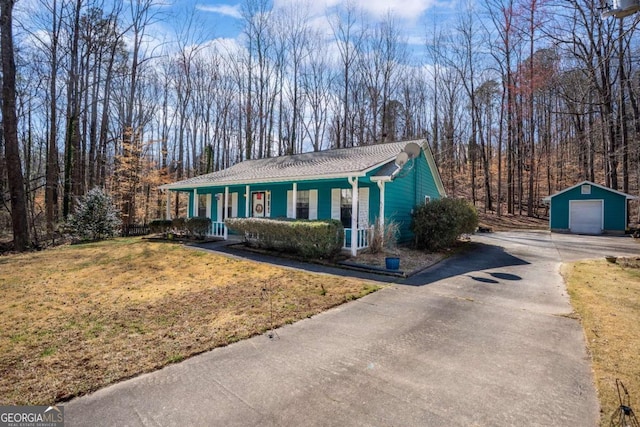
<box><xmin>385</xmin><ymin>171</ymin><xmax>415</xmax><ymax>242</ymax></box>
<box><xmin>382</xmin><ymin>155</ymin><xmax>443</xmax><ymax>242</ymax></box>
<box><xmin>550</xmin><ymin>184</ymin><xmax>627</xmax><ymax>232</ymax></box>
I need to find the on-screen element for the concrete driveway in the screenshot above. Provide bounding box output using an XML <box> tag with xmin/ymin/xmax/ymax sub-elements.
<box><xmin>64</xmin><ymin>232</ymin><xmax>639</xmax><ymax>426</ymax></box>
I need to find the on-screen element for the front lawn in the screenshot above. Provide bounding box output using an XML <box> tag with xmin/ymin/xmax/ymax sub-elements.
<box><xmin>563</xmin><ymin>259</ymin><xmax>640</xmax><ymax>424</ymax></box>
<box><xmin>0</xmin><ymin>238</ymin><xmax>379</xmax><ymax>405</ymax></box>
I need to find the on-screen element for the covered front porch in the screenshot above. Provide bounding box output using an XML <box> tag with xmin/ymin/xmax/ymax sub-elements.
<box><xmin>163</xmin><ymin>176</ymin><xmax>389</xmax><ymax>256</ymax></box>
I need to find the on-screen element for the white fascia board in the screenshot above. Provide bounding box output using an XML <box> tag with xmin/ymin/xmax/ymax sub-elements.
<box><xmin>370</xmin><ymin>175</ymin><xmax>393</xmax><ymax>182</ymax></box>
<box><xmin>545</xmin><ymin>180</ymin><xmax>638</xmax><ymax>200</ymax></box>
<box><xmin>422</xmin><ymin>145</ymin><xmax>447</xmax><ymax>197</ymax></box>
<box><xmin>160</xmin><ymin>171</ymin><xmax>370</xmax><ymax>191</ymax></box>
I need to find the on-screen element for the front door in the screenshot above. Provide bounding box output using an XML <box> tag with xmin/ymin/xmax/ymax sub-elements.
<box><xmin>252</xmin><ymin>192</ymin><xmax>266</xmax><ymax>217</ymax></box>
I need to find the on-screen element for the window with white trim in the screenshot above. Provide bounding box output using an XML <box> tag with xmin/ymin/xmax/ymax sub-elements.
<box><xmin>297</xmin><ymin>190</ymin><xmax>310</xmax><ymax>219</ymax></box>
<box><xmin>197</xmin><ymin>194</ymin><xmax>207</xmax><ymax>217</ymax></box>
<box><xmin>340</xmin><ymin>189</ymin><xmax>352</xmax><ymax>228</ymax></box>
<box><xmin>581</xmin><ymin>184</ymin><xmax>591</xmax><ymax>195</ymax></box>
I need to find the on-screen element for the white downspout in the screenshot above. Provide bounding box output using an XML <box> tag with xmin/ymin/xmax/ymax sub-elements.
<box><xmin>348</xmin><ymin>176</ymin><xmax>359</xmax><ymax>256</ymax></box>
<box><xmin>377</xmin><ymin>180</ymin><xmax>386</xmax><ymax>241</ymax></box>
<box><xmin>245</xmin><ymin>185</ymin><xmax>250</xmax><ymax>218</ymax></box>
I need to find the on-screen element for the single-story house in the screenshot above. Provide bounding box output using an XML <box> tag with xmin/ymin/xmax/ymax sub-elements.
<box><xmin>543</xmin><ymin>180</ymin><xmax>637</xmax><ymax>234</ymax></box>
<box><xmin>160</xmin><ymin>139</ymin><xmax>446</xmax><ymax>255</ymax></box>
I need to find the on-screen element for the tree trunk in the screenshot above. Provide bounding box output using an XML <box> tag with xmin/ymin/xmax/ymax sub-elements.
<box><xmin>1</xmin><ymin>0</ymin><xmax>30</xmax><ymax>251</ymax></box>
<box><xmin>45</xmin><ymin>0</ymin><xmax>59</xmax><ymax>234</ymax></box>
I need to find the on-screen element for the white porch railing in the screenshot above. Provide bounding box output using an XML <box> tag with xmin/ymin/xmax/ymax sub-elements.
<box><xmin>343</xmin><ymin>226</ymin><xmax>374</xmax><ymax>251</ymax></box>
<box><xmin>209</xmin><ymin>221</ymin><xmax>227</xmax><ymax>239</ymax></box>
<box><xmin>209</xmin><ymin>221</ymin><xmax>372</xmax><ymax>250</ymax></box>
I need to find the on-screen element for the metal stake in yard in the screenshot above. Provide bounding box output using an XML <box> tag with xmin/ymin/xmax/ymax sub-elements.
<box><xmin>611</xmin><ymin>379</ymin><xmax>640</xmax><ymax>427</ymax></box>
<box><xmin>262</xmin><ymin>285</ymin><xmax>279</xmax><ymax>340</ymax></box>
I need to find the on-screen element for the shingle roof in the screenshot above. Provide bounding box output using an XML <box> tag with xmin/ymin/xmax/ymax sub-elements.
<box><xmin>161</xmin><ymin>140</ymin><xmax>423</xmax><ymax>190</ymax></box>
<box><xmin>542</xmin><ymin>180</ymin><xmax>638</xmax><ymax>201</ymax></box>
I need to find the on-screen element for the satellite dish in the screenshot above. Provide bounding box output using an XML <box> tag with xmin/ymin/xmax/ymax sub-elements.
<box><xmin>602</xmin><ymin>0</ymin><xmax>640</xmax><ymax>18</ymax></box>
<box><xmin>404</xmin><ymin>142</ymin><xmax>421</xmax><ymax>159</ymax></box>
<box><xmin>395</xmin><ymin>151</ymin><xmax>409</xmax><ymax>168</ymax></box>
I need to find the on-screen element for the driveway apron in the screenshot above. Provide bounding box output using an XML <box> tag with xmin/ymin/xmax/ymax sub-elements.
<box><xmin>64</xmin><ymin>232</ymin><xmax>626</xmax><ymax>426</ymax></box>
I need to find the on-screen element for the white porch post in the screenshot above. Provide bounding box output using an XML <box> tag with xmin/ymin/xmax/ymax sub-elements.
<box><xmin>224</xmin><ymin>186</ymin><xmax>229</xmax><ymax>240</ymax></box>
<box><xmin>193</xmin><ymin>189</ymin><xmax>198</xmax><ymax>217</ymax></box>
<box><xmin>348</xmin><ymin>176</ymin><xmax>359</xmax><ymax>256</ymax></box>
<box><xmin>377</xmin><ymin>180</ymin><xmax>386</xmax><ymax>239</ymax></box>
<box><xmin>292</xmin><ymin>182</ymin><xmax>298</xmax><ymax>219</ymax></box>
<box><xmin>165</xmin><ymin>190</ymin><xmax>171</xmax><ymax>220</ymax></box>
<box><xmin>245</xmin><ymin>185</ymin><xmax>250</xmax><ymax>217</ymax></box>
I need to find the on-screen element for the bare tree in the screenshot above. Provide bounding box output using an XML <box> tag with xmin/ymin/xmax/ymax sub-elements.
<box><xmin>301</xmin><ymin>27</ymin><xmax>334</xmax><ymax>152</ymax></box>
<box><xmin>1</xmin><ymin>0</ymin><xmax>30</xmax><ymax>250</ymax></box>
<box><xmin>330</xmin><ymin>2</ymin><xmax>362</xmax><ymax>148</ymax></box>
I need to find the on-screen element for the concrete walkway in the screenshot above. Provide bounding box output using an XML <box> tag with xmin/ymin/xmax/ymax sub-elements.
<box><xmin>64</xmin><ymin>232</ymin><xmax>639</xmax><ymax>426</ymax></box>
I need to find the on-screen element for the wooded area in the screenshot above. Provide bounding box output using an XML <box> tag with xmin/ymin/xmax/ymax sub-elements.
<box><xmin>1</xmin><ymin>0</ymin><xmax>640</xmax><ymax>250</ymax></box>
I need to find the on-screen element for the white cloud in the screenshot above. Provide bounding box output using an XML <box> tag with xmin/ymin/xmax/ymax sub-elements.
<box><xmin>195</xmin><ymin>4</ymin><xmax>242</xmax><ymax>19</ymax></box>
<box><xmin>287</xmin><ymin>0</ymin><xmax>439</xmax><ymax>21</ymax></box>
<box><xmin>341</xmin><ymin>0</ymin><xmax>437</xmax><ymax>20</ymax></box>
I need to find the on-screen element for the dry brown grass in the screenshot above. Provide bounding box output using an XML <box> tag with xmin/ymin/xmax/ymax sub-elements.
<box><xmin>0</xmin><ymin>238</ymin><xmax>379</xmax><ymax>405</ymax></box>
<box><xmin>562</xmin><ymin>260</ymin><xmax>640</xmax><ymax>424</ymax></box>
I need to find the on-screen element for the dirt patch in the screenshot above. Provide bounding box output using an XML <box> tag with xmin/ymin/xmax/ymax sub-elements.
<box><xmin>349</xmin><ymin>247</ymin><xmax>445</xmax><ymax>274</ymax></box>
<box><xmin>615</xmin><ymin>256</ymin><xmax>640</xmax><ymax>268</ymax></box>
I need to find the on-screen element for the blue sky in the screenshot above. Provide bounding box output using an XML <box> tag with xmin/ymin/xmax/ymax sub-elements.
<box><xmin>155</xmin><ymin>0</ymin><xmax>461</xmax><ymax>49</ymax></box>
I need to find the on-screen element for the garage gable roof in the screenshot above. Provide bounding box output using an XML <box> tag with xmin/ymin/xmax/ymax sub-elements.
<box><xmin>543</xmin><ymin>180</ymin><xmax>638</xmax><ymax>201</ymax></box>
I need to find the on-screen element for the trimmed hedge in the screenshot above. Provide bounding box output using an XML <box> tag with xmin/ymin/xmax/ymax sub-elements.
<box><xmin>150</xmin><ymin>217</ymin><xmax>211</xmax><ymax>239</ymax></box>
<box><xmin>171</xmin><ymin>217</ymin><xmax>187</xmax><ymax>233</ymax></box>
<box><xmin>186</xmin><ymin>217</ymin><xmax>211</xmax><ymax>238</ymax></box>
<box><xmin>411</xmin><ymin>198</ymin><xmax>478</xmax><ymax>251</ymax></box>
<box><xmin>225</xmin><ymin>218</ymin><xmax>344</xmax><ymax>259</ymax></box>
<box><xmin>149</xmin><ymin>219</ymin><xmax>172</xmax><ymax>234</ymax></box>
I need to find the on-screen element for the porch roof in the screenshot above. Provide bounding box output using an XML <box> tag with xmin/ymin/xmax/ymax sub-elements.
<box><xmin>161</xmin><ymin>140</ymin><xmax>421</xmax><ymax>190</ymax></box>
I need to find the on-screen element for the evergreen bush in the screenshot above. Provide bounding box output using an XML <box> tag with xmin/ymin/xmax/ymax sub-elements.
<box><xmin>186</xmin><ymin>217</ymin><xmax>211</xmax><ymax>238</ymax></box>
<box><xmin>411</xmin><ymin>198</ymin><xmax>478</xmax><ymax>251</ymax></box>
<box><xmin>225</xmin><ymin>218</ymin><xmax>344</xmax><ymax>259</ymax></box>
<box><xmin>149</xmin><ymin>219</ymin><xmax>173</xmax><ymax>234</ymax></box>
<box><xmin>67</xmin><ymin>187</ymin><xmax>122</xmax><ymax>241</ymax></box>
<box><xmin>171</xmin><ymin>217</ymin><xmax>187</xmax><ymax>235</ymax></box>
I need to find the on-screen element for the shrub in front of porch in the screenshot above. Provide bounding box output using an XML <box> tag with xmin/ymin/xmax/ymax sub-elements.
<box><xmin>185</xmin><ymin>217</ymin><xmax>212</xmax><ymax>239</ymax></box>
<box><xmin>150</xmin><ymin>217</ymin><xmax>211</xmax><ymax>239</ymax></box>
<box><xmin>149</xmin><ymin>219</ymin><xmax>173</xmax><ymax>234</ymax></box>
<box><xmin>225</xmin><ymin>218</ymin><xmax>344</xmax><ymax>259</ymax></box>
<box><xmin>411</xmin><ymin>198</ymin><xmax>478</xmax><ymax>251</ymax></box>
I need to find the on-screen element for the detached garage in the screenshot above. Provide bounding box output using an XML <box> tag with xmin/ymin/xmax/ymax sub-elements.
<box><xmin>543</xmin><ymin>180</ymin><xmax>637</xmax><ymax>235</ymax></box>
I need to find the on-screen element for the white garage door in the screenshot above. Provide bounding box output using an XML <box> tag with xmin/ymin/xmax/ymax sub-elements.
<box><xmin>569</xmin><ymin>200</ymin><xmax>603</xmax><ymax>234</ymax></box>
